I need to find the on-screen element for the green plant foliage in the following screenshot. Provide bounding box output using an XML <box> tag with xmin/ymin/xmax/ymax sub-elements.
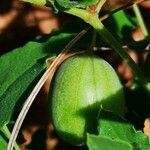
<box><xmin>104</xmin><ymin>10</ymin><xmax>135</xmax><ymax>44</ymax></box>
<box><xmin>87</xmin><ymin>134</ymin><xmax>133</xmax><ymax>150</ymax></box>
<box><xmin>104</xmin><ymin>10</ymin><xmax>136</xmax><ymax>39</ymax></box>
<box><xmin>0</xmin><ymin>0</ymin><xmax>149</xmax><ymax>149</ymax></box>
<box><xmin>97</xmin><ymin>110</ymin><xmax>150</xmax><ymax>150</ymax></box>
<box><xmin>0</xmin><ymin>63</ymin><xmax>45</xmax><ymax>127</ymax></box>
<box><xmin>22</xmin><ymin>0</ymin><xmax>46</xmax><ymax>5</ymax></box>
<box><xmin>0</xmin><ymin>134</ymin><xmax>7</xmax><ymax>149</ymax></box>
<box><xmin>22</xmin><ymin>0</ymin><xmax>99</xmax><ymax>10</ymax></box>
<box><xmin>52</xmin><ymin>0</ymin><xmax>98</xmax><ymax>9</ymax></box>
<box><xmin>104</xmin><ymin>9</ymin><xmax>149</xmax><ymax>50</ymax></box>
<box><xmin>0</xmin><ymin>33</ymin><xmax>75</xmax><ymax>127</ymax></box>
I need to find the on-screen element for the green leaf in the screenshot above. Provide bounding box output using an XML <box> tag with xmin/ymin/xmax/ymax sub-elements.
<box><xmin>0</xmin><ymin>32</ymin><xmax>75</xmax><ymax>127</ymax></box>
<box><xmin>98</xmin><ymin>110</ymin><xmax>150</xmax><ymax>150</ymax></box>
<box><xmin>0</xmin><ymin>62</ymin><xmax>45</xmax><ymax>127</ymax></box>
<box><xmin>48</xmin><ymin>0</ymin><xmax>98</xmax><ymax>9</ymax></box>
<box><xmin>103</xmin><ymin>10</ymin><xmax>136</xmax><ymax>47</ymax></box>
<box><xmin>104</xmin><ymin>10</ymin><xmax>136</xmax><ymax>39</ymax></box>
<box><xmin>104</xmin><ymin>9</ymin><xmax>149</xmax><ymax>50</ymax></box>
<box><xmin>0</xmin><ymin>43</ymin><xmax>46</xmax><ymax>98</ymax></box>
<box><xmin>22</xmin><ymin>0</ymin><xmax>46</xmax><ymax>6</ymax></box>
<box><xmin>0</xmin><ymin>33</ymin><xmax>74</xmax><ymax>98</ymax></box>
<box><xmin>87</xmin><ymin>134</ymin><xmax>133</xmax><ymax>150</ymax></box>
<box><xmin>134</xmin><ymin>132</ymin><xmax>150</xmax><ymax>150</ymax></box>
<box><xmin>0</xmin><ymin>134</ymin><xmax>7</xmax><ymax>149</ymax></box>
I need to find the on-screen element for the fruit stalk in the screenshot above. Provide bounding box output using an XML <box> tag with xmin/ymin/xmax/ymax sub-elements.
<box><xmin>133</xmin><ymin>4</ymin><xmax>148</xmax><ymax>37</ymax></box>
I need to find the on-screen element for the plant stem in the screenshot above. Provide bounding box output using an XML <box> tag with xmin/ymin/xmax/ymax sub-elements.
<box><xmin>1</xmin><ymin>125</ymin><xmax>20</xmax><ymax>150</ymax></box>
<box><xmin>133</xmin><ymin>4</ymin><xmax>148</xmax><ymax>37</ymax></box>
<box><xmin>66</xmin><ymin>8</ymin><xmax>150</xmax><ymax>90</ymax></box>
<box><xmin>87</xmin><ymin>30</ymin><xmax>97</xmax><ymax>53</ymax></box>
<box><xmin>96</xmin><ymin>0</ymin><xmax>106</xmax><ymax>13</ymax></box>
<box><xmin>92</xmin><ymin>19</ymin><xmax>149</xmax><ymax>87</ymax></box>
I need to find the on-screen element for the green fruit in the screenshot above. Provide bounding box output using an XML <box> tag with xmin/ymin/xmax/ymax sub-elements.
<box><xmin>49</xmin><ymin>53</ymin><xmax>125</xmax><ymax>145</ymax></box>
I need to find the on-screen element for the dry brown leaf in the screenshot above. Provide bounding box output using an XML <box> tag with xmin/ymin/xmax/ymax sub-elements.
<box><xmin>144</xmin><ymin>118</ymin><xmax>150</xmax><ymax>137</ymax></box>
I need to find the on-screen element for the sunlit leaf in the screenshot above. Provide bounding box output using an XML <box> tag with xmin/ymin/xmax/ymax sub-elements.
<box><xmin>97</xmin><ymin>110</ymin><xmax>150</xmax><ymax>149</ymax></box>
<box><xmin>87</xmin><ymin>134</ymin><xmax>133</xmax><ymax>150</ymax></box>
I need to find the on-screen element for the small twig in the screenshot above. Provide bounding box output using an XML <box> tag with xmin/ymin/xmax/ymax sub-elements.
<box><xmin>133</xmin><ymin>3</ymin><xmax>148</xmax><ymax>37</ymax></box>
<box><xmin>111</xmin><ymin>0</ymin><xmax>150</xmax><ymax>13</ymax></box>
<box><xmin>100</xmin><ymin>0</ymin><xmax>150</xmax><ymax>21</ymax></box>
<box><xmin>93</xmin><ymin>45</ymin><xmax>128</xmax><ymax>51</ymax></box>
<box><xmin>7</xmin><ymin>29</ymin><xmax>88</xmax><ymax>150</ymax></box>
<box><xmin>96</xmin><ymin>0</ymin><xmax>106</xmax><ymax>13</ymax></box>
